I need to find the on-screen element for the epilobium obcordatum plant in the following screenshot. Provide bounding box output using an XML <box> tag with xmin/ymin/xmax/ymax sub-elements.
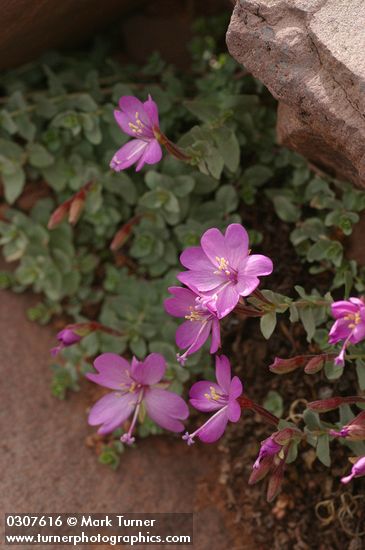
<box><xmin>1</xmin><ymin>16</ymin><xmax>365</xmax><ymax>497</ymax></box>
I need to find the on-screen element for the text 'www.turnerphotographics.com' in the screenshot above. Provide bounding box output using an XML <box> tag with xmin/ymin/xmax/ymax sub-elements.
<box><xmin>4</xmin><ymin>513</ymin><xmax>193</xmax><ymax>546</ymax></box>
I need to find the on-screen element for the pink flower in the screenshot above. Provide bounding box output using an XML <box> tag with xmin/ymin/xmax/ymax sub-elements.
<box><xmin>51</xmin><ymin>327</ymin><xmax>82</xmax><ymax>356</ymax></box>
<box><xmin>330</xmin><ymin>410</ymin><xmax>365</xmax><ymax>440</ymax></box>
<box><xmin>341</xmin><ymin>456</ymin><xmax>365</xmax><ymax>484</ymax></box>
<box><xmin>329</xmin><ymin>297</ymin><xmax>365</xmax><ymax>366</ymax></box>
<box><xmin>182</xmin><ymin>355</ymin><xmax>243</xmax><ymax>445</ymax></box>
<box><xmin>164</xmin><ymin>286</ymin><xmax>221</xmax><ymax>366</ymax></box>
<box><xmin>177</xmin><ymin>224</ymin><xmax>273</xmax><ymax>319</ymax></box>
<box><xmin>87</xmin><ymin>353</ymin><xmax>189</xmax><ymax>444</ymax></box>
<box><xmin>110</xmin><ymin>95</ymin><xmax>163</xmax><ymax>172</ymax></box>
<box><xmin>249</xmin><ymin>428</ymin><xmax>301</xmax><ymax>501</ymax></box>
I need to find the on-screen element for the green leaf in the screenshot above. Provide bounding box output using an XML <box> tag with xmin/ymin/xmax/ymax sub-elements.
<box><xmin>307</xmin><ymin>239</ymin><xmax>343</xmax><ymax>267</ymax></box>
<box><xmin>242</xmin><ymin>165</ymin><xmax>273</xmax><ymax>187</ymax></box>
<box><xmin>0</xmin><ymin>110</ymin><xmax>17</xmax><ymax>134</ymax></box>
<box><xmin>215</xmin><ymin>185</ymin><xmax>238</xmax><ymax>214</ymax></box>
<box><xmin>184</xmin><ymin>99</ymin><xmax>218</xmax><ymax>122</ymax></box>
<box><xmin>205</xmin><ymin>147</ymin><xmax>224</xmax><ymax>179</ymax></box>
<box><xmin>16</xmin><ymin>114</ymin><xmax>36</xmax><ymax>141</ymax></box>
<box><xmin>213</xmin><ymin>127</ymin><xmax>240</xmax><ymax>172</ymax></box>
<box><xmin>73</xmin><ymin>93</ymin><xmax>98</xmax><ymax>112</ymax></box>
<box><xmin>299</xmin><ymin>307</ymin><xmax>316</xmax><ymax>341</ymax></box>
<box><xmin>260</xmin><ymin>312</ymin><xmax>277</xmax><ymax>339</ymax></box>
<box><xmin>272</xmin><ymin>195</ymin><xmax>300</xmax><ymax>222</ymax></box>
<box><xmin>356</xmin><ymin>360</ymin><xmax>365</xmax><ymax>390</ymax></box>
<box><xmin>139</xmin><ymin>189</ymin><xmax>168</xmax><ymax>209</ymax></box>
<box><xmin>324</xmin><ymin>360</ymin><xmax>343</xmax><ymax>380</ymax></box>
<box><xmin>28</xmin><ymin>143</ymin><xmax>54</xmax><ymax>168</ymax></box>
<box><xmin>339</xmin><ymin>404</ymin><xmax>355</xmax><ymax>425</ymax></box>
<box><xmin>316</xmin><ymin>434</ymin><xmax>331</xmax><ymax>467</ymax></box>
<box><xmin>303</xmin><ymin>409</ymin><xmax>321</xmax><ymax>430</ymax></box>
<box><xmin>286</xmin><ymin>441</ymin><xmax>298</xmax><ymax>464</ymax></box>
<box><xmin>2</xmin><ymin>166</ymin><xmax>25</xmax><ymax>203</ymax></box>
<box><xmin>263</xmin><ymin>391</ymin><xmax>283</xmax><ymax>418</ymax></box>
<box><xmin>130</xmin><ymin>336</ymin><xmax>147</xmax><ymax>358</ymax></box>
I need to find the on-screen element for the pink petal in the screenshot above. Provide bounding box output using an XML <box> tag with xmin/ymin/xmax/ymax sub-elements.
<box><xmin>88</xmin><ymin>392</ymin><xmax>137</xmax><ymax>434</ymax></box>
<box><xmin>135</xmin><ymin>139</ymin><xmax>162</xmax><ymax>171</ymax></box>
<box><xmin>197</xmin><ymin>409</ymin><xmax>229</xmax><ymax>443</ymax></box>
<box><xmin>114</xmin><ymin>110</ymin><xmax>137</xmax><ymax>138</ymax></box>
<box><xmin>201</xmin><ymin>228</ymin><xmax>228</xmax><ymax>267</ymax></box>
<box><xmin>351</xmin><ymin>323</ymin><xmax>365</xmax><ymax>344</ymax></box>
<box><xmin>87</xmin><ymin>353</ymin><xmax>131</xmax><ymax>389</ymax></box>
<box><xmin>144</xmin><ymin>388</ymin><xmax>189</xmax><ymax>432</ymax></box>
<box><xmin>119</xmin><ymin>96</ymin><xmax>149</xmax><ymax>126</ymax></box>
<box><xmin>176</xmin><ymin>320</ymin><xmax>203</xmax><ymax>348</ymax></box>
<box><xmin>131</xmin><ymin>353</ymin><xmax>166</xmax><ymax>385</ymax></box>
<box><xmin>180</xmin><ymin>247</ymin><xmax>213</xmax><ymax>271</ymax></box>
<box><xmin>176</xmin><ymin>320</ymin><xmax>211</xmax><ymax>356</ymax></box>
<box><xmin>349</xmin><ymin>297</ymin><xmax>365</xmax><ymax>307</ymax></box>
<box><xmin>178</xmin><ymin>269</ymin><xmax>219</xmax><ymax>292</ymax></box>
<box><xmin>329</xmin><ymin>319</ymin><xmax>351</xmax><ymax>344</ymax></box>
<box><xmin>229</xmin><ymin>376</ymin><xmax>243</xmax><ymax>399</ymax></box>
<box><xmin>331</xmin><ymin>300</ymin><xmax>358</xmax><ymax>319</ymax></box>
<box><xmin>143</xmin><ymin>94</ymin><xmax>160</xmax><ymax>127</ymax></box>
<box><xmin>215</xmin><ymin>355</ymin><xmax>231</xmax><ymax>393</ymax></box>
<box><xmin>216</xmin><ymin>284</ymin><xmax>239</xmax><ymax>318</ymax></box>
<box><xmin>341</xmin><ymin>473</ymin><xmax>355</xmax><ymax>484</ymax></box>
<box><xmin>164</xmin><ymin>286</ymin><xmax>197</xmax><ymax>317</ymax></box>
<box><xmin>189</xmin><ymin>381</ymin><xmax>224</xmax><ymax>412</ymax></box>
<box><xmin>239</xmin><ymin>254</ymin><xmax>273</xmax><ymax>276</ymax></box>
<box><xmin>110</xmin><ymin>139</ymin><xmax>147</xmax><ymax>172</ymax></box>
<box><xmin>227</xmin><ymin>399</ymin><xmax>241</xmax><ymax>422</ymax></box>
<box><xmin>210</xmin><ymin>318</ymin><xmax>221</xmax><ymax>353</ymax></box>
<box><xmin>224</xmin><ymin>224</ymin><xmax>249</xmax><ymax>268</ymax></box>
<box><xmin>235</xmin><ymin>275</ymin><xmax>260</xmax><ymax>296</ymax></box>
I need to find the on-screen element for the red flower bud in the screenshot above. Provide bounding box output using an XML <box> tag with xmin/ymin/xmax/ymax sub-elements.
<box><xmin>110</xmin><ymin>215</ymin><xmax>142</xmax><ymax>252</ymax></box>
<box><xmin>269</xmin><ymin>355</ymin><xmax>308</xmax><ymax>374</ymax></box>
<box><xmin>267</xmin><ymin>459</ymin><xmax>286</xmax><ymax>502</ymax></box>
<box><xmin>68</xmin><ymin>196</ymin><xmax>85</xmax><ymax>225</ymax></box>
<box><xmin>308</xmin><ymin>396</ymin><xmax>365</xmax><ymax>412</ymax></box>
<box><xmin>304</xmin><ymin>355</ymin><xmax>325</xmax><ymax>374</ymax></box>
<box><xmin>47</xmin><ymin>202</ymin><xmax>69</xmax><ymax>229</ymax></box>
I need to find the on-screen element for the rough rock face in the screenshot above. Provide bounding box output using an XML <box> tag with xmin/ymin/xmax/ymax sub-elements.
<box><xmin>226</xmin><ymin>0</ymin><xmax>365</xmax><ymax>187</ymax></box>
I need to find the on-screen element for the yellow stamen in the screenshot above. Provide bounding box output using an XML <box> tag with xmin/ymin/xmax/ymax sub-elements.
<box><xmin>214</xmin><ymin>256</ymin><xmax>230</xmax><ymax>275</ymax></box>
<box><xmin>204</xmin><ymin>385</ymin><xmax>222</xmax><ymax>401</ymax></box>
<box><xmin>185</xmin><ymin>310</ymin><xmax>203</xmax><ymax>321</ymax></box>
<box><xmin>345</xmin><ymin>312</ymin><xmax>361</xmax><ymax>329</ymax></box>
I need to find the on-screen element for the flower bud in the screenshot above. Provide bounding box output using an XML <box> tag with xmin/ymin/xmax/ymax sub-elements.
<box><xmin>267</xmin><ymin>460</ymin><xmax>285</xmax><ymax>502</ymax></box>
<box><xmin>304</xmin><ymin>355</ymin><xmax>325</xmax><ymax>374</ymax></box>
<box><xmin>269</xmin><ymin>355</ymin><xmax>307</xmax><ymax>374</ymax></box>
<box><xmin>330</xmin><ymin>411</ymin><xmax>365</xmax><ymax>441</ymax></box>
<box><xmin>308</xmin><ymin>396</ymin><xmax>365</xmax><ymax>412</ymax></box>
<box><xmin>47</xmin><ymin>202</ymin><xmax>69</xmax><ymax>229</ymax></box>
<box><xmin>68</xmin><ymin>196</ymin><xmax>85</xmax><ymax>225</ymax></box>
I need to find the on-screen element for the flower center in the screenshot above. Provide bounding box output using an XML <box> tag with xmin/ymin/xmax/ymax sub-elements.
<box><xmin>184</xmin><ymin>299</ymin><xmax>211</xmax><ymax>322</ymax></box>
<box><xmin>128</xmin><ymin>382</ymin><xmax>142</xmax><ymax>393</ymax></box>
<box><xmin>128</xmin><ymin>111</ymin><xmax>145</xmax><ymax>135</ymax></box>
<box><xmin>204</xmin><ymin>385</ymin><xmax>223</xmax><ymax>402</ymax></box>
<box><xmin>214</xmin><ymin>256</ymin><xmax>237</xmax><ymax>283</ymax></box>
<box><xmin>185</xmin><ymin>310</ymin><xmax>203</xmax><ymax>321</ymax></box>
<box><xmin>344</xmin><ymin>312</ymin><xmax>361</xmax><ymax>329</ymax></box>
<box><xmin>214</xmin><ymin>256</ymin><xmax>230</xmax><ymax>275</ymax></box>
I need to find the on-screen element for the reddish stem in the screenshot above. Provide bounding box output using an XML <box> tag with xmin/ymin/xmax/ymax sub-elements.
<box><xmin>238</xmin><ymin>395</ymin><xmax>279</xmax><ymax>427</ymax></box>
<box><xmin>252</xmin><ymin>288</ymin><xmax>273</xmax><ymax>305</ymax></box>
<box><xmin>234</xmin><ymin>304</ymin><xmax>264</xmax><ymax>317</ymax></box>
<box><xmin>157</xmin><ymin>131</ymin><xmax>191</xmax><ymax>162</ymax></box>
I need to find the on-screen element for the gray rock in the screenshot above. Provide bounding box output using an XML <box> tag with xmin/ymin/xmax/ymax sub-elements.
<box><xmin>226</xmin><ymin>0</ymin><xmax>365</xmax><ymax>187</ymax></box>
